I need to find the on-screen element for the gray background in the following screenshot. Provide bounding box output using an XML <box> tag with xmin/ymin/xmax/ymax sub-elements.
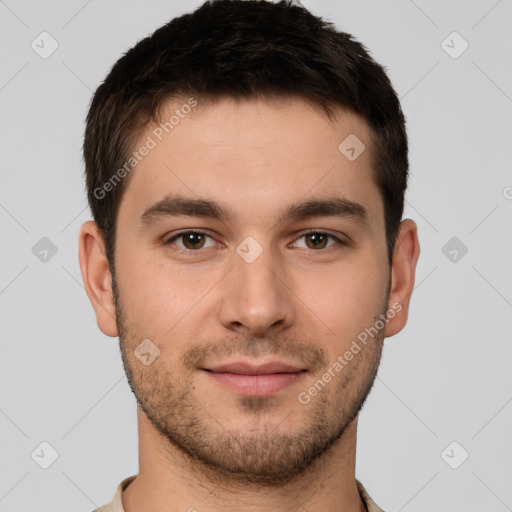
<box><xmin>1</xmin><ymin>0</ymin><xmax>511</xmax><ymax>510</ymax></box>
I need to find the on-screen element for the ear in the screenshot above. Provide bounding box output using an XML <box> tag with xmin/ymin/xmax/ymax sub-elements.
<box><xmin>385</xmin><ymin>219</ymin><xmax>420</xmax><ymax>337</ymax></box>
<box><xmin>78</xmin><ymin>221</ymin><xmax>118</xmax><ymax>337</ymax></box>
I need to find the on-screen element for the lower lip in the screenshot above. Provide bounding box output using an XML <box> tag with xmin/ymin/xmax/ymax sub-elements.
<box><xmin>204</xmin><ymin>370</ymin><xmax>306</xmax><ymax>396</ymax></box>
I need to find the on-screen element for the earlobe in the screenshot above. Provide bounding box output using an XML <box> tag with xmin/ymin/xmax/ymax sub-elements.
<box><xmin>385</xmin><ymin>219</ymin><xmax>420</xmax><ymax>338</ymax></box>
<box><xmin>78</xmin><ymin>221</ymin><xmax>119</xmax><ymax>337</ymax></box>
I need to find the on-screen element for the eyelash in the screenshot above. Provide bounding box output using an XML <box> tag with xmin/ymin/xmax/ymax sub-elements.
<box><xmin>164</xmin><ymin>230</ymin><xmax>346</xmax><ymax>253</ymax></box>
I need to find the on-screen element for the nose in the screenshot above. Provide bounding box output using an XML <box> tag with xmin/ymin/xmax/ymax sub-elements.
<box><xmin>216</xmin><ymin>242</ymin><xmax>295</xmax><ymax>337</ymax></box>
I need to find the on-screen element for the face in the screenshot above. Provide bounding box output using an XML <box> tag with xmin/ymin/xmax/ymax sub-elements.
<box><xmin>110</xmin><ymin>97</ymin><xmax>393</xmax><ymax>485</ymax></box>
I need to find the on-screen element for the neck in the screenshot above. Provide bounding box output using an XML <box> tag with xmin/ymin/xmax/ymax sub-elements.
<box><xmin>122</xmin><ymin>407</ymin><xmax>366</xmax><ymax>512</ymax></box>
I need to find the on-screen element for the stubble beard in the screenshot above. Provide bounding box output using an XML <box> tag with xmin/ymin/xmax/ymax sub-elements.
<box><xmin>113</xmin><ymin>273</ymin><xmax>386</xmax><ymax>488</ymax></box>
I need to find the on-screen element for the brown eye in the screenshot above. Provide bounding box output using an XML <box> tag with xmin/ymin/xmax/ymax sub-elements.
<box><xmin>292</xmin><ymin>232</ymin><xmax>343</xmax><ymax>250</ymax></box>
<box><xmin>165</xmin><ymin>231</ymin><xmax>215</xmax><ymax>251</ymax></box>
<box><xmin>305</xmin><ymin>233</ymin><xmax>329</xmax><ymax>249</ymax></box>
<box><xmin>182</xmin><ymin>232</ymin><xmax>206</xmax><ymax>249</ymax></box>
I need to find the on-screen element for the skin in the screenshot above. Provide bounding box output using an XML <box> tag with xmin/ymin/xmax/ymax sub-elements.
<box><xmin>79</xmin><ymin>97</ymin><xmax>420</xmax><ymax>512</ymax></box>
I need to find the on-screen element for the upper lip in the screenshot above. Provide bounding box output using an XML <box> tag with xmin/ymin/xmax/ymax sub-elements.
<box><xmin>203</xmin><ymin>361</ymin><xmax>305</xmax><ymax>375</ymax></box>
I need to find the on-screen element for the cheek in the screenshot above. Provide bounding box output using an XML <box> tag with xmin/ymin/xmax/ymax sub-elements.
<box><xmin>116</xmin><ymin>250</ymin><xmax>171</xmax><ymax>321</ymax></box>
<box><xmin>301</xmin><ymin>260</ymin><xmax>387</xmax><ymax>342</ymax></box>
<box><xmin>116</xmin><ymin>250</ymin><xmax>218</xmax><ymax>334</ymax></box>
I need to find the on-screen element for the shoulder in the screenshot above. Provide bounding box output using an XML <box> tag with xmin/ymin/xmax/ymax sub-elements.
<box><xmin>90</xmin><ymin>475</ymin><xmax>137</xmax><ymax>512</ymax></box>
<box><xmin>356</xmin><ymin>479</ymin><xmax>387</xmax><ymax>512</ymax></box>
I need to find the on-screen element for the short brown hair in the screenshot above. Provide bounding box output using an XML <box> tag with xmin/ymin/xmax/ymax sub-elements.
<box><xmin>84</xmin><ymin>0</ymin><xmax>408</xmax><ymax>268</ymax></box>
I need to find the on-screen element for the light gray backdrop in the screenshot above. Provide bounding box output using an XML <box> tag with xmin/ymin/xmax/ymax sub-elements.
<box><xmin>1</xmin><ymin>1</ymin><xmax>511</xmax><ymax>511</ymax></box>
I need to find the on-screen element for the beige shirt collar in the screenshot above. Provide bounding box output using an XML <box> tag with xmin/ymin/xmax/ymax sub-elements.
<box><xmin>93</xmin><ymin>475</ymin><xmax>385</xmax><ymax>512</ymax></box>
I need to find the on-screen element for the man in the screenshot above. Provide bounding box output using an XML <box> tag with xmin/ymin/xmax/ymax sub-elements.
<box><xmin>79</xmin><ymin>1</ymin><xmax>420</xmax><ymax>511</ymax></box>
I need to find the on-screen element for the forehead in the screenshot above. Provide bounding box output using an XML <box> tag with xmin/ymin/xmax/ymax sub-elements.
<box><xmin>118</xmin><ymin>96</ymin><xmax>382</xmax><ymax>228</ymax></box>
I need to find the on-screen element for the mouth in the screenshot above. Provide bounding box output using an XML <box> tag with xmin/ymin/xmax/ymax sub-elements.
<box><xmin>201</xmin><ymin>361</ymin><xmax>307</xmax><ymax>396</ymax></box>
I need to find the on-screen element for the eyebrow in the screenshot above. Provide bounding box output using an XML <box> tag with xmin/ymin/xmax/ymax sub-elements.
<box><xmin>139</xmin><ymin>194</ymin><xmax>368</xmax><ymax>227</ymax></box>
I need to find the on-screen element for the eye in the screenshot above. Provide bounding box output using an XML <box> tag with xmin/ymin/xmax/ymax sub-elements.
<box><xmin>165</xmin><ymin>231</ymin><xmax>217</xmax><ymax>251</ymax></box>
<box><xmin>164</xmin><ymin>230</ymin><xmax>345</xmax><ymax>253</ymax></box>
<box><xmin>291</xmin><ymin>231</ymin><xmax>344</xmax><ymax>250</ymax></box>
